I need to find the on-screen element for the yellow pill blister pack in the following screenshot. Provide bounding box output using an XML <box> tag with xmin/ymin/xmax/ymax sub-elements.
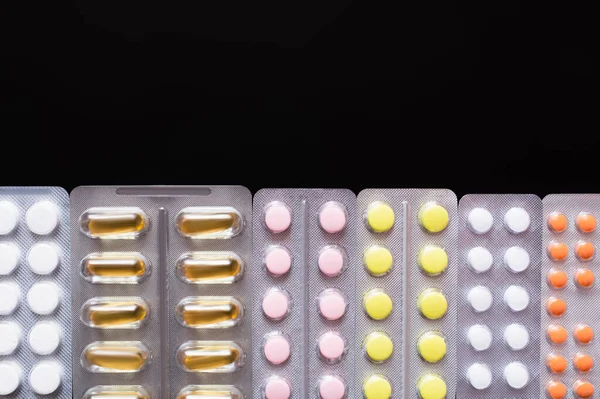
<box><xmin>357</xmin><ymin>189</ymin><xmax>458</xmax><ymax>399</ymax></box>
<box><xmin>70</xmin><ymin>186</ymin><xmax>252</xmax><ymax>399</ymax></box>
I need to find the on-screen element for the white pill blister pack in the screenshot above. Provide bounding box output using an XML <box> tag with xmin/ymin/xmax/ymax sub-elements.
<box><xmin>252</xmin><ymin>189</ymin><xmax>357</xmax><ymax>399</ymax></box>
<box><xmin>0</xmin><ymin>187</ymin><xmax>71</xmax><ymax>398</ymax></box>
<box><xmin>457</xmin><ymin>194</ymin><xmax>542</xmax><ymax>398</ymax></box>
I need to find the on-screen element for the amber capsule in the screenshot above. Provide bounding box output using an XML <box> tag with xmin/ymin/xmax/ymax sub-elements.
<box><xmin>176</xmin><ymin>297</ymin><xmax>243</xmax><ymax>329</ymax></box>
<box><xmin>80</xmin><ymin>207</ymin><xmax>148</xmax><ymax>239</ymax></box>
<box><xmin>82</xmin><ymin>341</ymin><xmax>149</xmax><ymax>373</ymax></box>
<box><xmin>175</xmin><ymin>207</ymin><xmax>243</xmax><ymax>239</ymax></box>
<box><xmin>81</xmin><ymin>297</ymin><xmax>149</xmax><ymax>329</ymax></box>
<box><xmin>176</xmin><ymin>385</ymin><xmax>243</xmax><ymax>399</ymax></box>
<box><xmin>176</xmin><ymin>252</ymin><xmax>243</xmax><ymax>284</ymax></box>
<box><xmin>81</xmin><ymin>252</ymin><xmax>149</xmax><ymax>284</ymax></box>
<box><xmin>82</xmin><ymin>385</ymin><xmax>151</xmax><ymax>399</ymax></box>
<box><xmin>176</xmin><ymin>341</ymin><xmax>244</xmax><ymax>373</ymax></box>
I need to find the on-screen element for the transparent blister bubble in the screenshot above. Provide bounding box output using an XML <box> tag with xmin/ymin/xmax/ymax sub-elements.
<box><xmin>80</xmin><ymin>297</ymin><xmax>149</xmax><ymax>329</ymax></box>
<box><xmin>80</xmin><ymin>207</ymin><xmax>149</xmax><ymax>239</ymax></box>
<box><xmin>80</xmin><ymin>252</ymin><xmax>150</xmax><ymax>284</ymax></box>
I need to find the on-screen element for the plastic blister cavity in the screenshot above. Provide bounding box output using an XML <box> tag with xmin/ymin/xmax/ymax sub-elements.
<box><xmin>80</xmin><ymin>252</ymin><xmax>150</xmax><ymax>284</ymax></box>
<box><xmin>79</xmin><ymin>207</ymin><xmax>148</xmax><ymax>239</ymax></box>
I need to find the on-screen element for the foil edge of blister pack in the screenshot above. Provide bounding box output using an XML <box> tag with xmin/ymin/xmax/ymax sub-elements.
<box><xmin>457</xmin><ymin>194</ymin><xmax>542</xmax><ymax>399</ymax></box>
<box><xmin>0</xmin><ymin>187</ymin><xmax>71</xmax><ymax>398</ymax></box>
<box><xmin>542</xmin><ymin>194</ymin><xmax>600</xmax><ymax>399</ymax></box>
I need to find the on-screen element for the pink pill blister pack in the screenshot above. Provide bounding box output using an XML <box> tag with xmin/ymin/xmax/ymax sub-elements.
<box><xmin>252</xmin><ymin>189</ymin><xmax>357</xmax><ymax>399</ymax></box>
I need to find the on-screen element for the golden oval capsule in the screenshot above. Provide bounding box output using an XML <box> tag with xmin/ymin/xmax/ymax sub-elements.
<box><xmin>83</xmin><ymin>385</ymin><xmax>151</xmax><ymax>399</ymax></box>
<box><xmin>175</xmin><ymin>207</ymin><xmax>243</xmax><ymax>239</ymax></box>
<box><xmin>176</xmin><ymin>341</ymin><xmax>244</xmax><ymax>373</ymax></box>
<box><xmin>81</xmin><ymin>252</ymin><xmax>149</xmax><ymax>284</ymax></box>
<box><xmin>81</xmin><ymin>297</ymin><xmax>149</xmax><ymax>329</ymax></box>
<box><xmin>80</xmin><ymin>207</ymin><xmax>148</xmax><ymax>239</ymax></box>
<box><xmin>82</xmin><ymin>341</ymin><xmax>149</xmax><ymax>373</ymax></box>
<box><xmin>176</xmin><ymin>297</ymin><xmax>243</xmax><ymax>329</ymax></box>
<box><xmin>177</xmin><ymin>385</ymin><xmax>243</xmax><ymax>399</ymax></box>
<box><xmin>176</xmin><ymin>252</ymin><xmax>243</xmax><ymax>284</ymax></box>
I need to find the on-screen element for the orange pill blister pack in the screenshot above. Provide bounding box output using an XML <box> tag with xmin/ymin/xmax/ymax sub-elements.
<box><xmin>542</xmin><ymin>195</ymin><xmax>599</xmax><ymax>399</ymax></box>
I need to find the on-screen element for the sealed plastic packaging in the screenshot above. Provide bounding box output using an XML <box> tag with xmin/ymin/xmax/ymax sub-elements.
<box><xmin>542</xmin><ymin>195</ymin><xmax>600</xmax><ymax>399</ymax></box>
<box><xmin>457</xmin><ymin>194</ymin><xmax>542</xmax><ymax>398</ymax></box>
<box><xmin>0</xmin><ymin>187</ymin><xmax>71</xmax><ymax>397</ymax></box>
<box><xmin>357</xmin><ymin>189</ymin><xmax>457</xmax><ymax>399</ymax></box>
<box><xmin>252</xmin><ymin>189</ymin><xmax>357</xmax><ymax>399</ymax></box>
<box><xmin>71</xmin><ymin>186</ymin><xmax>251</xmax><ymax>399</ymax></box>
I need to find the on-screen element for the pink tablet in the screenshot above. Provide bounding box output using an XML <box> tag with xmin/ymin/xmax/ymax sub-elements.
<box><xmin>262</xmin><ymin>288</ymin><xmax>290</xmax><ymax>320</ymax></box>
<box><xmin>264</xmin><ymin>376</ymin><xmax>292</xmax><ymax>399</ymax></box>
<box><xmin>263</xmin><ymin>333</ymin><xmax>291</xmax><ymax>365</ymax></box>
<box><xmin>318</xmin><ymin>331</ymin><xmax>346</xmax><ymax>363</ymax></box>
<box><xmin>318</xmin><ymin>202</ymin><xmax>347</xmax><ymax>234</ymax></box>
<box><xmin>318</xmin><ymin>246</ymin><xmax>345</xmax><ymax>277</ymax></box>
<box><xmin>264</xmin><ymin>202</ymin><xmax>292</xmax><ymax>233</ymax></box>
<box><xmin>319</xmin><ymin>375</ymin><xmax>347</xmax><ymax>399</ymax></box>
<box><xmin>318</xmin><ymin>289</ymin><xmax>347</xmax><ymax>321</ymax></box>
<box><xmin>264</xmin><ymin>246</ymin><xmax>292</xmax><ymax>276</ymax></box>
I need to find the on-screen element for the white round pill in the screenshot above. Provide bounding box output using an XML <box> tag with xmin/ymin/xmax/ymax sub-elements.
<box><xmin>26</xmin><ymin>201</ymin><xmax>59</xmax><ymax>235</ymax></box>
<box><xmin>0</xmin><ymin>322</ymin><xmax>22</xmax><ymax>355</ymax></box>
<box><xmin>467</xmin><ymin>208</ymin><xmax>494</xmax><ymax>234</ymax></box>
<box><xmin>504</xmin><ymin>323</ymin><xmax>529</xmax><ymax>350</ymax></box>
<box><xmin>467</xmin><ymin>247</ymin><xmax>493</xmax><ymax>273</ymax></box>
<box><xmin>504</xmin><ymin>285</ymin><xmax>529</xmax><ymax>311</ymax></box>
<box><xmin>504</xmin><ymin>207</ymin><xmax>530</xmax><ymax>234</ymax></box>
<box><xmin>27</xmin><ymin>243</ymin><xmax>60</xmax><ymax>275</ymax></box>
<box><xmin>29</xmin><ymin>321</ymin><xmax>61</xmax><ymax>355</ymax></box>
<box><xmin>0</xmin><ymin>282</ymin><xmax>21</xmax><ymax>315</ymax></box>
<box><xmin>504</xmin><ymin>361</ymin><xmax>529</xmax><ymax>389</ymax></box>
<box><xmin>504</xmin><ymin>246</ymin><xmax>530</xmax><ymax>273</ymax></box>
<box><xmin>467</xmin><ymin>285</ymin><xmax>493</xmax><ymax>312</ymax></box>
<box><xmin>468</xmin><ymin>324</ymin><xmax>493</xmax><ymax>351</ymax></box>
<box><xmin>27</xmin><ymin>282</ymin><xmax>60</xmax><ymax>315</ymax></box>
<box><xmin>467</xmin><ymin>363</ymin><xmax>492</xmax><ymax>390</ymax></box>
<box><xmin>0</xmin><ymin>361</ymin><xmax>22</xmax><ymax>395</ymax></box>
<box><xmin>0</xmin><ymin>242</ymin><xmax>20</xmax><ymax>275</ymax></box>
<box><xmin>29</xmin><ymin>361</ymin><xmax>62</xmax><ymax>395</ymax></box>
<box><xmin>0</xmin><ymin>201</ymin><xmax>19</xmax><ymax>235</ymax></box>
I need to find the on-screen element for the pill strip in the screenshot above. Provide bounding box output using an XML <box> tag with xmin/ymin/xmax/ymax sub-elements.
<box><xmin>0</xmin><ymin>187</ymin><xmax>71</xmax><ymax>398</ymax></box>
<box><xmin>457</xmin><ymin>194</ymin><xmax>542</xmax><ymax>398</ymax></box>
<box><xmin>252</xmin><ymin>189</ymin><xmax>357</xmax><ymax>399</ymax></box>
<box><xmin>542</xmin><ymin>194</ymin><xmax>599</xmax><ymax>399</ymax></box>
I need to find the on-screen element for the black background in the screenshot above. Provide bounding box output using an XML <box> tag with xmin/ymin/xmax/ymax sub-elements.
<box><xmin>0</xmin><ymin>1</ymin><xmax>595</xmax><ymax>197</ymax></box>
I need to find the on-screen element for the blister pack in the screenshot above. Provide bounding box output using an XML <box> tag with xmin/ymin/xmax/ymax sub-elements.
<box><xmin>542</xmin><ymin>194</ymin><xmax>600</xmax><ymax>399</ymax></box>
<box><xmin>457</xmin><ymin>194</ymin><xmax>542</xmax><ymax>398</ymax></box>
<box><xmin>0</xmin><ymin>187</ymin><xmax>71</xmax><ymax>398</ymax></box>
<box><xmin>356</xmin><ymin>189</ymin><xmax>457</xmax><ymax>399</ymax></box>
<box><xmin>252</xmin><ymin>189</ymin><xmax>357</xmax><ymax>399</ymax></box>
<box><xmin>70</xmin><ymin>186</ymin><xmax>252</xmax><ymax>399</ymax></box>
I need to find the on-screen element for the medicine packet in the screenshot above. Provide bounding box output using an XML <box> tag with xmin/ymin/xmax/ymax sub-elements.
<box><xmin>0</xmin><ymin>187</ymin><xmax>71</xmax><ymax>397</ymax></box>
<box><xmin>252</xmin><ymin>189</ymin><xmax>357</xmax><ymax>399</ymax></box>
<box><xmin>457</xmin><ymin>194</ymin><xmax>542</xmax><ymax>398</ymax></box>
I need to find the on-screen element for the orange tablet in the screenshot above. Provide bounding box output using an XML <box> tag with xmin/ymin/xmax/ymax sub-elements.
<box><xmin>547</xmin><ymin>325</ymin><xmax>568</xmax><ymax>344</ymax></box>
<box><xmin>547</xmin><ymin>380</ymin><xmax>567</xmax><ymax>399</ymax></box>
<box><xmin>548</xmin><ymin>242</ymin><xmax>569</xmax><ymax>261</ymax></box>
<box><xmin>576</xmin><ymin>212</ymin><xmax>596</xmax><ymax>233</ymax></box>
<box><xmin>548</xmin><ymin>212</ymin><xmax>568</xmax><ymax>233</ymax></box>
<box><xmin>574</xmin><ymin>324</ymin><xmax>594</xmax><ymax>344</ymax></box>
<box><xmin>575</xmin><ymin>241</ymin><xmax>595</xmax><ymax>261</ymax></box>
<box><xmin>547</xmin><ymin>269</ymin><xmax>568</xmax><ymax>289</ymax></box>
<box><xmin>574</xmin><ymin>380</ymin><xmax>594</xmax><ymax>398</ymax></box>
<box><xmin>546</xmin><ymin>353</ymin><xmax>568</xmax><ymax>373</ymax></box>
<box><xmin>546</xmin><ymin>297</ymin><xmax>567</xmax><ymax>317</ymax></box>
<box><xmin>575</xmin><ymin>269</ymin><xmax>595</xmax><ymax>288</ymax></box>
<box><xmin>573</xmin><ymin>353</ymin><xmax>594</xmax><ymax>372</ymax></box>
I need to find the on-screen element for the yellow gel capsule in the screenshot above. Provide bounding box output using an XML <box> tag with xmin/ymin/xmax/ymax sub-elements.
<box><xmin>176</xmin><ymin>252</ymin><xmax>243</xmax><ymax>284</ymax></box>
<box><xmin>417</xmin><ymin>373</ymin><xmax>447</xmax><ymax>399</ymax></box>
<box><xmin>364</xmin><ymin>332</ymin><xmax>393</xmax><ymax>363</ymax></box>
<box><xmin>81</xmin><ymin>297</ymin><xmax>149</xmax><ymax>329</ymax></box>
<box><xmin>81</xmin><ymin>252</ymin><xmax>149</xmax><ymax>284</ymax></box>
<box><xmin>176</xmin><ymin>297</ymin><xmax>243</xmax><ymax>329</ymax></box>
<box><xmin>417</xmin><ymin>288</ymin><xmax>448</xmax><ymax>320</ymax></box>
<box><xmin>82</xmin><ymin>385</ymin><xmax>151</xmax><ymax>399</ymax></box>
<box><xmin>176</xmin><ymin>385</ymin><xmax>243</xmax><ymax>399</ymax></box>
<box><xmin>363</xmin><ymin>374</ymin><xmax>392</xmax><ymax>399</ymax></box>
<box><xmin>176</xmin><ymin>341</ymin><xmax>244</xmax><ymax>373</ymax></box>
<box><xmin>418</xmin><ymin>202</ymin><xmax>449</xmax><ymax>233</ymax></box>
<box><xmin>365</xmin><ymin>201</ymin><xmax>395</xmax><ymax>233</ymax></box>
<box><xmin>80</xmin><ymin>207</ymin><xmax>148</xmax><ymax>239</ymax></box>
<box><xmin>81</xmin><ymin>341</ymin><xmax>149</xmax><ymax>373</ymax></box>
<box><xmin>418</xmin><ymin>245</ymin><xmax>448</xmax><ymax>276</ymax></box>
<box><xmin>363</xmin><ymin>289</ymin><xmax>393</xmax><ymax>320</ymax></box>
<box><xmin>175</xmin><ymin>207</ymin><xmax>244</xmax><ymax>239</ymax></box>
<box><xmin>364</xmin><ymin>245</ymin><xmax>393</xmax><ymax>276</ymax></box>
<box><xmin>417</xmin><ymin>331</ymin><xmax>447</xmax><ymax>363</ymax></box>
